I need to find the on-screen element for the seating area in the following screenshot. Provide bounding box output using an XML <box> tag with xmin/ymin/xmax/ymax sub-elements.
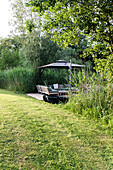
<box><xmin>36</xmin><ymin>84</ymin><xmax>79</xmax><ymax>96</ymax></box>
<box><xmin>37</xmin><ymin>84</ymin><xmax>68</xmax><ymax>93</ymax></box>
<box><xmin>36</xmin><ymin>84</ymin><xmax>79</xmax><ymax>103</ymax></box>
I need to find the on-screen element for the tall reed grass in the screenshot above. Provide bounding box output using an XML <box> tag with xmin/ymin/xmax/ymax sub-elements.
<box><xmin>64</xmin><ymin>70</ymin><xmax>113</xmax><ymax>126</ymax></box>
<box><xmin>41</xmin><ymin>69</ymin><xmax>68</xmax><ymax>85</ymax></box>
<box><xmin>0</xmin><ymin>68</ymin><xmax>68</xmax><ymax>93</ymax></box>
<box><xmin>0</xmin><ymin>67</ymin><xmax>38</xmax><ymax>93</ymax></box>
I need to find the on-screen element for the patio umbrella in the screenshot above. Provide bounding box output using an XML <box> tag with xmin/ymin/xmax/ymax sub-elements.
<box><xmin>38</xmin><ymin>60</ymin><xmax>85</xmax><ymax>69</ymax></box>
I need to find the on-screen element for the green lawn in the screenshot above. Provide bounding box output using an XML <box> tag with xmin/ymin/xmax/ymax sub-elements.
<box><xmin>0</xmin><ymin>89</ymin><xmax>113</xmax><ymax>169</ymax></box>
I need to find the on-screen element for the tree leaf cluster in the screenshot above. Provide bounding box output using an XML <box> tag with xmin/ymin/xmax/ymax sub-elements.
<box><xmin>26</xmin><ymin>0</ymin><xmax>113</xmax><ymax>53</ymax></box>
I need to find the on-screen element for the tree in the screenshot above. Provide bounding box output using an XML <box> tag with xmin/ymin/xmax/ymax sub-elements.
<box><xmin>9</xmin><ymin>0</ymin><xmax>40</xmax><ymax>36</ymax></box>
<box><xmin>0</xmin><ymin>37</ymin><xmax>21</xmax><ymax>70</ymax></box>
<box><xmin>9</xmin><ymin>0</ymin><xmax>27</xmax><ymax>35</ymax></box>
<box><xmin>19</xmin><ymin>31</ymin><xmax>60</xmax><ymax>67</ymax></box>
<box><xmin>0</xmin><ymin>48</ymin><xmax>20</xmax><ymax>70</ymax></box>
<box><xmin>26</xmin><ymin>0</ymin><xmax>113</xmax><ymax>54</ymax></box>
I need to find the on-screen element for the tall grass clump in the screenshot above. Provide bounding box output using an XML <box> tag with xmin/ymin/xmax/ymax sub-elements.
<box><xmin>64</xmin><ymin>69</ymin><xmax>113</xmax><ymax>127</ymax></box>
<box><xmin>0</xmin><ymin>70</ymin><xmax>7</xmax><ymax>88</ymax></box>
<box><xmin>0</xmin><ymin>67</ymin><xmax>38</xmax><ymax>93</ymax></box>
<box><xmin>41</xmin><ymin>69</ymin><xmax>68</xmax><ymax>85</ymax></box>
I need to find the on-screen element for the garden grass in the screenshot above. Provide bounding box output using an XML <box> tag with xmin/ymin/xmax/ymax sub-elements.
<box><xmin>0</xmin><ymin>89</ymin><xmax>113</xmax><ymax>169</ymax></box>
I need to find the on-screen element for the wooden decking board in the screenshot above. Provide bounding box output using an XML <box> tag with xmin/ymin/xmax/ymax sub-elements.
<box><xmin>26</xmin><ymin>93</ymin><xmax>44</xmax><ymax>100</ymax></box>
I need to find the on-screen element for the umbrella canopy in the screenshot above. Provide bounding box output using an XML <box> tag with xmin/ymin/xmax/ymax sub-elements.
<box><xmin>38</xmin><ymin>60</ymin><xmax>85</xmax><ymax>69</ymax></box>
<box><xmin>38</xmin><ymin>60</ymin><xmax>85</xmax><ymax>91</ymax></box>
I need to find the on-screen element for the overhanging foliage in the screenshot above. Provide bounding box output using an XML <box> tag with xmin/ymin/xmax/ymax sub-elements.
<box><xmin>26</xmin><ymin>0</ymin><xmax>113</xmax><ymax>53</ymax></box>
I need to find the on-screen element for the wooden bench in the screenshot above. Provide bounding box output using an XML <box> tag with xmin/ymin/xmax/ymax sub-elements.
<box><xmin>36</xmin><ymin>85</ymin><xmax>58</xmax><ymax>95</ymax></box>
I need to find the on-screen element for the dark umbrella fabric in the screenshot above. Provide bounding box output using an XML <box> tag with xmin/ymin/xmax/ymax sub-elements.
<box><xmin>38</xmin><ymin>60</ymin><xmax>85</xmax><ymax>69</ymax></box>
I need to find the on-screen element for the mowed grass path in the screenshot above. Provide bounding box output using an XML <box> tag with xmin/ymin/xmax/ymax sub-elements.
<box><xmin>0</xmin><ymin>89</ymin><xmax>113</xmax><ymax>169</ymax></box>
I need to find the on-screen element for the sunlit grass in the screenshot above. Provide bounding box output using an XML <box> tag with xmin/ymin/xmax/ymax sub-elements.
<box><xmin>0</xmin><ymin>89</ymin><xmax>113</xmax><ymax>169</ymax></box>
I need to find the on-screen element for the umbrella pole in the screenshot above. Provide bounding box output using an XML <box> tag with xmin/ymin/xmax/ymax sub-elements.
<box><xmin>70</xmin><ymin>59</ymin><xmax>72</xmax><ymax>91</ymax></box>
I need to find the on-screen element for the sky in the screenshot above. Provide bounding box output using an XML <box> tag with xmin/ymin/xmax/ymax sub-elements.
<box><xmin>0</xmin><ymin>0</ymin><xmax>11</xmax><ymax>38</ymax></box>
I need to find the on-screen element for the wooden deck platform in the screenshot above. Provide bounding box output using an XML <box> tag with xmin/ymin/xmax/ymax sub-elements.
<box><xmin>26</xmin><ymin>92</ymin><xmax>70</xmax><ymax>103</ymax></box>
<box><xmin>26</xmin><ymin>93</ymin><xmax>44</xmax><ymax>100</ymax></box>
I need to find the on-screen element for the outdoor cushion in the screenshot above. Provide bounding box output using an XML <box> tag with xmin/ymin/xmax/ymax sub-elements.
<box><xmin>53</xmin><ymin>84</ymin><xmax>58</xmax><ymax>89</ymax></box>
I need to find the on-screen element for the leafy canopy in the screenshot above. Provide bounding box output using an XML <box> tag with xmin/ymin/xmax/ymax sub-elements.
<box><xmin>26</xmin><ymin>0</ymin><xmax>113</xmax><ymax>53</ymax></box>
